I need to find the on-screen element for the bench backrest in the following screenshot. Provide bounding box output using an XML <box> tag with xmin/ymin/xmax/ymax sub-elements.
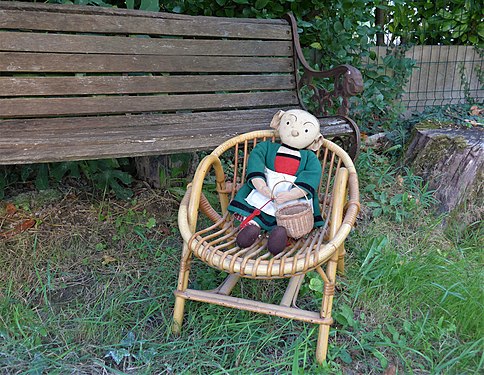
<box><xmin>0</xmin><ymin>2</ymin><xmax>298</xmax><ymax>120</ymax></box>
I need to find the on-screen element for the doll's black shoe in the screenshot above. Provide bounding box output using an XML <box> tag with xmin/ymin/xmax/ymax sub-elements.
<box><xmin>267</xmin><ymin>226</ymin><xmax>288</xmax><ymax>255</ymax></box>
<box><xmin>236</xmin><ymin>224</ymin><xmax>261</xmax><ymax>248</ymax></box>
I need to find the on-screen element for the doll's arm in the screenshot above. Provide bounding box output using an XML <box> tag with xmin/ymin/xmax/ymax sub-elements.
<box><xmin>245</xmin><ymin>142</ymin><xmax>272</xmax><ymax>198</ymax></box>
<box><xmin>252</xmin><ymin>177</ymin><xmax>272</xmax><ymax>198</ymax></box>
<box><xmin>276</xmin><ymin>152</ymin><xmax>321</xmax><ymax>204</ymax></box>
<box><xmin>274</xmin><ymin>188</ymin><xmax>306</xmax><ymax>204</ymax></box>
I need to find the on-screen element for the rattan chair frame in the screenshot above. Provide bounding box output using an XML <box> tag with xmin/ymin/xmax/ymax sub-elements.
<box><xmin>173</xmin><ymin>130</ymin><xmax>359</xmax><ymax>364</ymax></box>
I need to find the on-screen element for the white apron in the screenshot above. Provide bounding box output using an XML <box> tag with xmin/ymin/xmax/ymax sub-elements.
<box><xmin>245</xmin><ymin>167</ymin><xmax>310</xmax><ymax>216</ymax></box>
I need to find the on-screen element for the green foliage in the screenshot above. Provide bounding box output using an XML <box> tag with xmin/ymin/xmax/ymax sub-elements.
<box><xmin>47</xmin><ymin>0</ymin><xmax>113</xmax><ymax>6</ymax></box>
<box><xmin>387</xmin><ymin>0</ymin><xmax>483</xmax><ymax>46</ymax></box>
<box><xmin>0</xmin><ymin>159</ymin><xmax>133</xmax><ymax>200</ymax></box>
<box><xmin>359</xmin><ymin>50</ymin><xmax>416</xmax><ymax>132</ymax></box>
<box><xmin>161</xmin><ymin>0</ymin><xmax>307</xmax><ymax>18</ymax></box>
<box><xmin>299</xmin><ymin>1</ymin><xmax>416</xmax><ymax>132</ymax></box>
<box><xmin>125</xmin><ymin>0</ymin><xmax>160</xmax><ymax>11</ymax></box>
<box><xmin>358</xmin><ymin>148</ymin><xmax>440</xmax><ymax>223</ymax></box>
<box><xmin>459</xmin><ymin>61</ymin><xmax>478</xmax><ymax>105</ymax></box>
<box><xmin>158</xmin><ymin>153</ymin><xmax>193</xmax><ymax>198</ymax></box>
<box><xmin>105</xmin><ymin>331</ymin><xmax>157</xmax><ymax>366</ymax></box>
<box><xmin>400</xmin><ymin>103</ymin><xmax>484</xmax><ymax>130</ymax></box>
<box><xmin>302</xmin><ymin>202</ymin><xmax>483</xmax><ymax>372</ymax></box>
<box><xmin>82</xmin><ymin>159</ymin><xmax>133</xmax><ymax>199</ymax></box>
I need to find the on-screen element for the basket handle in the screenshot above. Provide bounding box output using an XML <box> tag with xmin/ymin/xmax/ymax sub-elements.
<box><xmin>270</xmin><ymin>180</ymin><xmax>311</xmax><ymax>205</ymax></box>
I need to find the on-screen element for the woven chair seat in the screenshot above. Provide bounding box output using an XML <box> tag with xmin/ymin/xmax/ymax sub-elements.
<box><xmin>189</xmin><ymin>212</ymin><xmax>336</xmax><ymax>278</ymax></box>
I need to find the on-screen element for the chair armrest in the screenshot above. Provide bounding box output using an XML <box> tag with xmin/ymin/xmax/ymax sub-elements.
<box><xmin>284</xmin><ymin>13</ymin><xmax>364</xmax><ymax>117</ymax></box>
<box><xmin>329</xmin><ymin>168</ymin><xmax>348</xmax><ymax>240</ymax></box>
<box><xmin>187</xmin><ymin>154</ymin><xmax>227</xmax><ymax>230</ymax></box>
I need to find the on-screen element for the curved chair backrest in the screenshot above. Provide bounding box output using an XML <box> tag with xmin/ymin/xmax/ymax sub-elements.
<box><xmin>210</xmin><ymin>130</ymin><xmax>359</xmax><ymax>234</ymax></box>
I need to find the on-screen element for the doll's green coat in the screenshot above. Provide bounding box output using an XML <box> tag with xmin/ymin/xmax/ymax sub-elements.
<box><xmin>228</xmin><ymin>141</ymin><xmax>324</xmax><ymax>231</ymax></box>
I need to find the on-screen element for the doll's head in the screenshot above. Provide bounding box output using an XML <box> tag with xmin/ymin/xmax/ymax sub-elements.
<box><xmin>270</xmin><ymin>109</ymin><xmax>324</xmax><ymax>151</ymax></box>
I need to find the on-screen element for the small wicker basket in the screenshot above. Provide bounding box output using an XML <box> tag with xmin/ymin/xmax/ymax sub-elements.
<box><xmin>272</xmin><ymin>181</ymin><xmax>314</xmax><ymax>239</ymax></box>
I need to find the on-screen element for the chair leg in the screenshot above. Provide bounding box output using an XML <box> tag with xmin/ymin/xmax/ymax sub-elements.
<box><xmin>315</xmin><ymin>259</ymin><xmax>337</xmax><ymax>364</ymax></box>
<box><xmin>172</xmin><ymin>242</ymin><xmax>192</xmax><ymax>334</ymax></box>
<box><xmin>213</xmin><ymin>273</ymin><xmax>240</xmax><ymax>295</ymax></box>
<box><xmin>316</xmin><ymin>324</ymin><xmax>331</xmax><ymax>364</ymax></box>
<box><xmin>280</xmin><ymin>275</ymin><xmax>304</xmax><ymax>307</ymax></box>
<box><xmin>337</xmin><ymin>245</ymin><xmax>345</xmax><ymax>275</ymax></box>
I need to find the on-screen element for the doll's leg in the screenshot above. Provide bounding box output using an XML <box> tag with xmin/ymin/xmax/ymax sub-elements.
<box><xmin>267</xmin><ymin>226</ymin><xmax>287</xmax><ymax>255</ymax></box>
<box><xmin>236</xmin><ymin>224</ymin><xmax>261</xmax><ymax>247</ymax></box>
<box><xmin>235</xmin><ymin>214</ymin><xmax>261</xmax><ymax>248</ymax></box>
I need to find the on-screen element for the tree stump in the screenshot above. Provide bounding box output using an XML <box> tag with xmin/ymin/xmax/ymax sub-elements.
<box><xmin>405</xmin><ymin>126</ymin><xmax>483</xmax><ymax>221</ymax></box>
<box><xmin>134</xmin><ymin>155</ymin><xmax>170</xmax><ymax>188</ymax></box>
<box><xmin>134</xmin><ymin>153</ymin><xmax>198</xmax><ymax>189</ymax></box>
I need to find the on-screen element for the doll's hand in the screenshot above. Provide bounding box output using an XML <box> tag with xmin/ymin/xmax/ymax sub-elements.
<box><xmin>275</xmin><ymin>189</ymin><xmax>306</xmax><ymax>204</ymax></box>
<box><xmin>259</xmin><ymin>186</ymin><xmax>272</xmax><ymax>198</ymax></box>
<box><xmin>252</xmin><ymin>178</ymin><xmax>272</xmax><ymax>198</ymax></box>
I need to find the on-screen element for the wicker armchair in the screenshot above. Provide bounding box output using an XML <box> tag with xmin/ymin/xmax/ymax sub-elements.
<box><xmin>173</xmin><ymin>130</ymin><xmax>359</xmax><ymax>363</ymax></box>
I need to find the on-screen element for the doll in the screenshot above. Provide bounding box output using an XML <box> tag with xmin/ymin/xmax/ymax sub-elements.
<box><xmin>228</xmin><ymin>109</ymin><xmax>325</xmax><ymax>255</ymax></box>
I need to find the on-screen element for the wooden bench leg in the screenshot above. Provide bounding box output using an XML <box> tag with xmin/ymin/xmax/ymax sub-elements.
<box><xmin>172</xmin><ymin>242</ymin><xmax>192</xmax><ymax>334</ymax></box>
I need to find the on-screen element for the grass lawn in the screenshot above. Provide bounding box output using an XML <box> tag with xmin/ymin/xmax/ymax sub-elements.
<box><xmin>0</xmin><ymin>149</ymin><xmax>482</xmax><ymax>374</ymax></box>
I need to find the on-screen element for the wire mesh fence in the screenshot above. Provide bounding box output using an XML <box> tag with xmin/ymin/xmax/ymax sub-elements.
<box><xmin>372</xmin><ymin>1</ymin><xmax>483</xmax><ymax>112</ymax></box>
<box><xmin>372</xmin><ymin>45</ymin><xmax>483</xmax><ymax>112</ymax></box>
<box><xmin>403</xmin><ymin>45</ymin><xmax>482</xmax><ymax>110</ymax></box>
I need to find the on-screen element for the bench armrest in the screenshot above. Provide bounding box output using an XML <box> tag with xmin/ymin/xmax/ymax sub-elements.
<box><xmin>284</xmin><ymin>13</ymin><xmax>364</xmax><ymax>117</ymax></box>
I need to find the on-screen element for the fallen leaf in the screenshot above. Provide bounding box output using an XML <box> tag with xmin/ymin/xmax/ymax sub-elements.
<box><xmin>465</xmin><ymin>119</ymin><xmax>484</xmax><ymax>127</ymax></box>
<box><xmin>0</xmin><ymin>218</ymin><xmax>36</xmax><ymax>239</ymax></box>
<box><xmin>160</xmin><ymin>226</ymin><xmax>171</xmax><ymax>236</ymax></box>
<box><xmin>102</xmin><ymin>255</ymin><xmax>117</xmax><ymax>265</ymax></box>
<box><xmin>470</xmin><ymin>105</ymin><xmax>483</xmax><ymax>116</ymax></box>
<box><xmin>6</xmin><ymin>203</ymin><xmax>17</xmax><ymax>217</ymax></box>
<box><xmin>383</xmin><ymin>364</ymin><xmax>397</xmax><ymax>375</ymax></box>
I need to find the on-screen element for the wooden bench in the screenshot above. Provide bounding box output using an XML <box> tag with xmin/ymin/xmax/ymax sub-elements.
<box><xmin>0</xmin><ymin>1</ymin><xmax>363</xmax><ymax>166</ymax></box>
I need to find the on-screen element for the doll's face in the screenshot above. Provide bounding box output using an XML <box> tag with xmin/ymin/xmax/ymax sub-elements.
<box><xmin>276</xmin><ymin>110</ymin><xmax>321</xmax><ymax>150</ymax></box>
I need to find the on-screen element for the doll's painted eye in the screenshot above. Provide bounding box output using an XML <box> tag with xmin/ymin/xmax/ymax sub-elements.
<box><xmin>286</xmin><ymin>121</ymin><xmax>290</xmax><ymax>125</ymax></box>
<box><xmin>305</xmin><ymin>129</ymin><xmax>309</xmax><ymax>133</ymax></box>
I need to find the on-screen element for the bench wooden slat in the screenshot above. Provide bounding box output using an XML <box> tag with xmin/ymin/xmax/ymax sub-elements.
<box><xmin>1</xmin><ymin>91</ymin><xmax>299</xmax><ymax>118</ymax></box>
<box><xmin>0</xmin><ymin>9</ymin><xmax>292</xmax><ymax>40</ymax></box>
<box><xmin>1</xmin><ymin>109</ymin><xmax>348</xmax><ymax>134</ymax></box>
<box><xmin>0</xmin><ymin>32</ymin><xmax>293</xmax><ymax>57</ymax></box>
<box><xmin>1</xmin><ymin>53</ymin><xmax>293</xmax><ymax>73</ymax></box>
<box><xmin>0</xmin><ymin>110</ymin><xmax>281</xmax><ymax>163</ymax></box>
<box><xmin>1</xmin><ymin>108</ymin><xmax>280</xmax><ymax>132</ymax></box>
<box><xmin>1</xmin><ymin>133</ymin><xmax>352</xmax><ymax>165</ymax></box>
<box><xmin>0</xmin><ymin>137</ymin><xmax>242</xmax><ymax>164</ymax></box>
<box><xmin>3</xmin><ymin>120</ymin><xmax>350</xmax><ymax>141</ymax></box>
<box><xmin>0</xmin><ymin>75</ymin><xmax>295</xmax><ymax>97</ymax></box>
<box><xmin>2</xmin><ymin>118</ymin><xmax>349</xmax><ymax>143</ymax></box>
<box><xmin>0</xmin><ymin>110</ymin><xmax>352</xmax><ymax>164</ymax></box>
